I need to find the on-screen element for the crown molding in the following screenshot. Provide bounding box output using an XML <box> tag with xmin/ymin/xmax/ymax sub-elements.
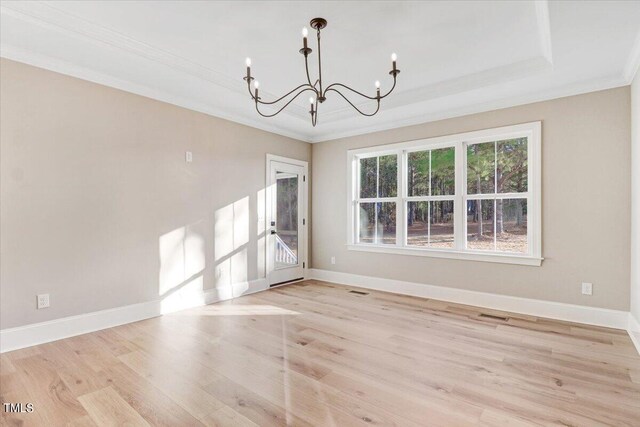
<box><xmin>319</xmin><ymin>55</ymin><xmax>554</xmax><ymax>123</ymax></box>
<box><xmin>535</xmin><ymin>0</ymin><xmax>553</xmax><ymax>65</ymax></box>
<box><xmin>1</xmin><ymin>1</ymin><xmax>637</xmax><ymax>144</ymax></box>
<box><xmin>0</xmin><ymin>45</ymin><xmax>313</xmax><ymax>143</ymax></box>
<box><xmin>310</xmin><ymin>1</ymin><xmax>555</xmax><ymax>122</ymax></box>
<box><xmin>0</xmin><ymin>1</ymin><xmax>311</xmax><ymax>121</ymax></box>
<box><xmin>0</xmin><ymin>0</ymin><xmax>556</xmax><ymax>128</ymax></box>
<box><xmin>310</xmin><ymin>74</ymin><xmax>628</xmax><ymax>143</ymax></box>
<box><xmin>624</xmin><ymin>29</ymin><xmax>640</xmax><ymax>84</ymax></box>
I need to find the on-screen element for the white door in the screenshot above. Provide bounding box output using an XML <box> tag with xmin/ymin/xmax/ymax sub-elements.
<box><xmin>266</xmin><ymin>155</ymin><xmax>308</xmax><ymax>286</ymax></box>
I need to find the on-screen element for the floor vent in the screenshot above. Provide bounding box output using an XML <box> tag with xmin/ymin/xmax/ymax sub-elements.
<box><xmin>478</xmin><ymin>313</ymin><xmax>509</xmax><ymax>321</ymax></box>
<box><xmin>349</xmin><ymin>290</ymin><xmax>369</xmax><ymax>295</ymax></box>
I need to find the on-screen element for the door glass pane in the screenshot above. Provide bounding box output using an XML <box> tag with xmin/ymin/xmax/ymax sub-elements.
<box><xmin>466</xmin><ymin>199</ymin><xmax>494</xmax><ymax>250</ymax></box>
<box><xmin>431</xmin><ymin>147</ymin><xmax>455</xmax><ymax>196</ymax></box>
<box><xmin>497</xmin><ymin>138</ymin><xmax>528</xmax><ymax>193</ymax></box>
<box><xmin>377</xmin><ymin>202</ymin><xmax>396</xmax><ymax>244</ymax></box>
<box><xmin>496</xmin><ymin>199</ymin><xmax>528</xmax><ymax>253</ymax></box>
<box><xmin>430</xmin><ymin>201</ymin><xmax>454</xmax><ymax>248</ymax></box>
<box><xmin>407</xmin><ymin>201</ymin><xmax>428</xmax><ymax>247</ymax></box>
<box><xmin>358</xmin><ymin>202</ymin><xmax>375</xmax><ymax>243</ymax></box>
<box><xmin>407</xmin><ymin>151</ymin><xmax>429</xmax><ymax>196</ymax></box>
<box><xmin>467</xmin><ymin>142</ymin><xmax>495</xmax><ymax>194</ymax></box>
<box><xmin>276</xmin><ymin>172</ymin><xmax>298</xmax><ymax>268</ymax></box>
<box><xmin>378</xmin><ymin>155</ymin><xmax>397</xmax><ymax>197</ymax></box>
<box><xmin>359</xmin><ymin>157</ymin><xmax>377</xmax><ymax>198</ymax></box>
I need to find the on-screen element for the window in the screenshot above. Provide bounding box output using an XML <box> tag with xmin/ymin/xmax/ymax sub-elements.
<box><xmin>347</xmin><ymin>122</ymin><xmax>541</xmax><ymax>266</ymax></box>
<box><xmin>357</xmin><ymin>154</ymin><xmax>397</xmax><ymax>245</ymax></box>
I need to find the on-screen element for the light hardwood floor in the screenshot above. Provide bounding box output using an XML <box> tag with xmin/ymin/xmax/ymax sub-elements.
<box><xmin>2</xmin><ymin>280</ymin><xmax>640</xmax><ymax>426</ymax></box>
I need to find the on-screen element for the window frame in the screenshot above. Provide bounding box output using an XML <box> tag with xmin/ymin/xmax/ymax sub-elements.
<box><xmin>355</xmin><ymin>153</ymin><xmax>399</xmax><ymax>245</ymax></box>
<box><xmin>346</xmin><ymin>121</ymin><xmax>542</xmax><ymax>266</ymax></box>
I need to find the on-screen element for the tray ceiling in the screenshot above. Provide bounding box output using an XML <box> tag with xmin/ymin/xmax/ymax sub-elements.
<box><xmin>1</xmin><ymin>1</ymin><xmax>639</xmax><ymax>142</ymax></box>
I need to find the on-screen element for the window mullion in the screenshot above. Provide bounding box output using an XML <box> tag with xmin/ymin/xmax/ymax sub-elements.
<box><xmin>428</xmin><ymin>150</ymin><xmax>432</xmax><ymax>246</ymax></box>
<box><xmin>374</xmin><ymin>201</ymin><xmax>379</xmax><ymax>244</ymax></box>
<box><xmin>455</xmin><ymin>141</ymin><xmax>465</xmax><ymax>250</ymax></box>
<box><xmin>494</xmin><ymin>142</ymin><xmax>498</xmax><ymax>251</ymax></box>
<box><xmin>398</xmin><ymin>150</ymin><xmax>406</xmax><ymax>247</ymax></box>
<box><xmin>376</xmin><ymin>156</ymin><xmax>380</xmax><ymax>198</ymax></box>
<box><xmin>493</xmin><ymin>198</ymin><xmax>497</xmax><ymax>251</ymax></box>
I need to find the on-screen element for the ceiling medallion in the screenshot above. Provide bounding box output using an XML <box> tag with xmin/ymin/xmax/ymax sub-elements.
<box><xmin>243</xmin><ymin>17</ymin><xmax>400</xmax><ymax>127</ymax></box>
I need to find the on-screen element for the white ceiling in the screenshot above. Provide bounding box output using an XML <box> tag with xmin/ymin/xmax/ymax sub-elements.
<box><xmin>1</xmin><ymin>1</ymin><xmax>639</xmax><ymax>143</ymax></box>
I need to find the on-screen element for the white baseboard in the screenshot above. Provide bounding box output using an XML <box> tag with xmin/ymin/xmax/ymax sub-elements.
<box><xmin>308</xmin><ymin>269</ymin><xmax>630</xmax><ymax>330</ymax></box>
<box><xmin>628</xmin><ymin>313</ymin><xmax>640</xmax><ymax>355</ymax></box>
<box><xmin>4</xmin><ymin>272</ymin><xmax>637</xmax><ymax>356</ymax></box>
<box><xmin>0</xmin><ymin>278</ymin><xmax>268</xmax><ymax>353</ymax></box>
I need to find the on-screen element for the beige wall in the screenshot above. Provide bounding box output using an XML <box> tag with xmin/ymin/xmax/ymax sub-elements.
<box><xmin>632</xmin><ymin>73</ymin><xmax>640</xmax><ymax>321</ymax></box>
<box><xmin>312</xmin><ymin>87</ymin><xmax>631</xmax><ymax>311</ymax></box>
<box><xmin>0</xmin><ymin>59</ymin><xmax>310</xmax><ymax>329</ymax></box>
<box><xmin>0</xmin><ymin>57</ymin><xmax>633</xmax><ymax>331</ymax></box>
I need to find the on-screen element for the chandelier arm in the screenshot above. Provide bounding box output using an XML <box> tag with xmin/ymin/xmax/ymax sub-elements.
<box><xmin>323</xmin><ymin>74</ymin><xmax>397</xmax><ymax>101</ymax></box>
<box><xmin>379</xmin><ymin>75</ymin><xmax>397</xmax><ymax>99</ymax></box>
<box><xmin>247</xmin><ymin>82</ymin><xmax>315</xmax><ymax>105</ymax></box>
<box><xmin>325</xmin><ymin>88</ymin><xmax>381</xmax><ymax>117</ymax></box>
<box><xmin>323</xmin><ymin>83</ymin><xmax>378</xmax><ymax>101</ymax></box>
<box><xmin>303</xmin><ymin>54</ymin><xmax>316</xmax><ymax>89</ymax></box>
<box><xmin>255</xmin><ymin>87</ymin><xmax>318</xmax><ymax>117</ymax></box>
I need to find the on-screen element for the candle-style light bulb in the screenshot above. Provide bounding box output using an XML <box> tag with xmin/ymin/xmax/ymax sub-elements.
<box><xmin>254</xmin><ymin>80</ymin><xmax>259</xmax><ymax>100</ymax></box>
<box><xmin>254</xmin><ymin>80</ymin><xmax>260</xmax><ymax>89</ymax></box>
<box><xmin>245</xmin><ymin>57</ymin><xmax>252</xmax><ymax>81</ymax></box>
<box><xmin>302</xmin><ymin>27</ymin><xmax>309</xmax><ymax>50</ymax></box>
<box><xmin>391</xmin><ymin>53</ymin><xmax>397</xmax><ymax>62</ymax></box>
<box><xmin>309</xmin><ymin>97</ymin><xmax>315</xmax><ymax>104</ymax></box>
<box><xmin>375</xmin><ymin>80</ymin><xmax>380</xmax><ymax>89</ymax></box>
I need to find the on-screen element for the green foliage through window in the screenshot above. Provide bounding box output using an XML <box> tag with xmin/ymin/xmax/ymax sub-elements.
<box><xmin>407</xmin><ymin>147</ymin><xmax>455</xmax><ymax>196</ymax></box>
<box><xmin>467</xmin><ymin>138</ymin><xmax>527</xmax><ymax>194</ymax></box>
<box><xmin>359</xmin><ymin>155</ymin><xmax>397</xmax><ymax>198</ymax></box>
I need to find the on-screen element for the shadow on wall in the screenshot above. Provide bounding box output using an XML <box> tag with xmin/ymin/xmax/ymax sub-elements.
<box><xmin>158</xmin><ymin>187</ymin><xmax>271</xmax><ymax>314</ymax></box>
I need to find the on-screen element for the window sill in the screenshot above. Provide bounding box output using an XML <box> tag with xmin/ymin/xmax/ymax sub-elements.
<box><xmin>346</xmin><ymin>244</ymin><xmax>543</xmax><ymax>266</ymax></box>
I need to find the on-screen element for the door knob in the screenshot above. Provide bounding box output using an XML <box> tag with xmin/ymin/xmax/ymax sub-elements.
<box><xmin>270</xmin><ymin>230</ymin><xmax>277</xmax><ymax>235</ymax></box>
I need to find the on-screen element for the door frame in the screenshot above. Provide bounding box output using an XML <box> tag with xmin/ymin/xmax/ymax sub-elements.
<box><xmin>265</xmin><ymin>154</ymin><xmax>309</xmax><ymax>286</ymax></box>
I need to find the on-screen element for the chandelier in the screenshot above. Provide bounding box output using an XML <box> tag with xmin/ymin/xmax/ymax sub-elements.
<box><xmin>243</xmin><ymin>17</ymin><xmax>400</xmax><ymax>127</ymax></box>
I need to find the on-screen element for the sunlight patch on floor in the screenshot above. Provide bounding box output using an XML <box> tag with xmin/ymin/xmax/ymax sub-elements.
<box><xmin>173</xmin><ymin>304</ymin><xmax>300</xmax><ymax>316</ymax></box>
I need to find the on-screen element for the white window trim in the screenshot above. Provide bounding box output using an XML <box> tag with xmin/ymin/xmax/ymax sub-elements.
<box><xmin>346</xmin><ymin>121</ymin><xmax>542</xmax><ymax>266</ymax></box>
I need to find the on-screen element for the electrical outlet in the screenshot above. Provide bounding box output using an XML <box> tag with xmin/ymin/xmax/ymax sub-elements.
<box><xmin>331</xmin><ymin>256</ymin><xmax>336</xmax><ymax>265</ymax></box>
<box><xmin>37</xmin><ymin>293</ymin><xmax>50</xmax><ymax>309</ymax></box>
<box><xmin>185</xmin><ymin>151</ymin><xmax>193</xmax><ymax>163</ymax></box>
<box><xmin>581</xmin><ymin>282</ymin><xmax>593</xmax><ymax>296</ymax></box>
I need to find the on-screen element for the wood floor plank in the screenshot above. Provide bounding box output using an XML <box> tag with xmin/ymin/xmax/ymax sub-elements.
<box><xmin>199</xmin><ymin>405</ymin><xmax>260</xmax><ymax>427</ymax></box>
<box><xmin>78</xmin><ymin>386</ymin><xmax>150</xmax><ymax>427</ymax></box>
<box><xmin>11</xmin><ymin>354</ymin><xmax>89</xmax><ymax>425</ymax></box>
<box><xmin>1</xmin><ymin>280</ymin><xmax>638</xmax><ymax>426</ymax></box>
<box><xmin>204</xmin><ymin>376</ymin><xmax>314</xmax><ymax>427</ymax></box>
<box><xmin>118</xmin><ymin>350</ymin><xmax>226</xmax><ymax>421</ymax></box>
<box><xmin>93</xmin><ymin>362</ymin><xmax>206</xmax><ymax>426</ymax></box>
